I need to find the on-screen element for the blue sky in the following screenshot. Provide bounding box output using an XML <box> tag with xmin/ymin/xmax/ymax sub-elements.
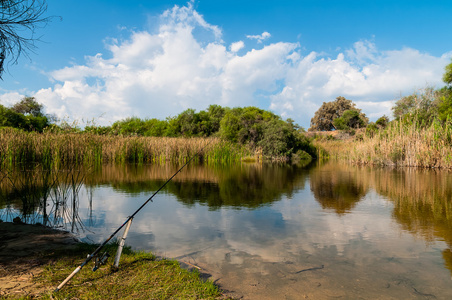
<box><xmin>1</xmin><ymin>0</ymin><xmax>451</xmax><ymax>128</ymax></box>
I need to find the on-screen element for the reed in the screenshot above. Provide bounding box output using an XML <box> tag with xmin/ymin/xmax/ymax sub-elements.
<box><xmin>0</xmin><ymin>163</ymin><xmax>88</xmax><ymax>231</ymax></box>
<box><xmin>0</xmin><ymin>128</ymin><xmax>249</xmax><ymax>166</ymax></box>
<box><xmin>314</xmin><ymin>118</ymin><xmax>452</xmax><ymax>169</ymax></box>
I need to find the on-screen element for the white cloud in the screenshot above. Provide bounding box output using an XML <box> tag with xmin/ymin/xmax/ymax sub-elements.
<box><xmin>246</xmin><ymin>31</ymin><xmax>271</xmax><ymax>43</ymax></box>
<box><xmin>0</xmin><ymin>91</ymin><xmax>23</xmax><ymax>107</ymax></box>
<box><xmin>230</xmin><ymin>41</ymin><xmax>245</xmax><ymax>53</ymax></box>
<box><xmin>270</xmin><ymin>42</ymin><xmax>451</xmax><ymax>126</ymax></box>
<box><xmin>1</xmin><ymin>3</ymin><xmax>450</xmax><ymax>129</ymax></box>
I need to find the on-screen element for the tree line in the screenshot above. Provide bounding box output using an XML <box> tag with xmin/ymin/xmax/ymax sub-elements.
<box><xmin>0</xmin><ymin>100</ymin><xmax>316</xmax><ymax>160</ymax></box>
<box><xmin>91</xmin><ymin>105</ymin><xmax>316</xmax><ymax>160</ymax></box>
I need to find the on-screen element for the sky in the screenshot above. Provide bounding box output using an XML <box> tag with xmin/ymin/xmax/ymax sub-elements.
<box><xmin>1</xmin><ymin>0</ymin><xmax>452</xmax><ymax>129</ymax></box>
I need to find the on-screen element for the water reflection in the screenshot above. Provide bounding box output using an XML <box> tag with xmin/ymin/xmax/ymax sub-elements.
<box><xmin>1</xmin><ymin>161</ymin><xmax>452</xmax><ymax>298</ymax></box>
<box><xmin>0</xmin><ymin>164</ymin><xmax>88</xmax><ymax>232</ymax></box>
<box><xmin>373</xmin><ymin>167</ymin><xmax>452</xmax><ymax>275</ymax></box>
<box><xmin>169</xmin><ymin>163</ymin><xmax>310</xmax><ymax>209</ymax></box>
<box><xmin>309</xmin><ymin>163</ymin><xmax>369</xmax><ymax>214</ymax></box>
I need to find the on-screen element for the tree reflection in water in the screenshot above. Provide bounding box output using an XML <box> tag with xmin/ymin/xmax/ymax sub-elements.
<box><xmin>373</xmin><ymin>167</ymin><xmax>452</xmax><ymax>276</ymax></box>
<box><xmin>2</xmin><ymin>160</ymin><xmax>452</xmax><ymax>279</ymax></box>
<box><xmin>308</xmin><ymin>161</ymin><xmax>452</xmax><ymax>277</ymax></box>
<box><xmin>0</xmin><ymin>164</ymin><xmax>90</xmax><ymax>233</ymax></box>
<box><xmin>309</xmin><ymin>162</ymin><xmax>369</xmax><ymax>214</ymax></box>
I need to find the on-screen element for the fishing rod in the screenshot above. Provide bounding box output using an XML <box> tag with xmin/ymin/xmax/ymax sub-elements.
<box><xmin>54</xmin><ymin>140</ymin><xmax>212</xmax><ymax>292</ymax></box>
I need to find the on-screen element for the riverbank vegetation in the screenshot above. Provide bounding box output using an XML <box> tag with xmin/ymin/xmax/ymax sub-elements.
<box><xmin>312</xmin><ymin>59</ymin><xmax>452</xmax><ymax>169</ymax></box>
<box><xmin>0</xmin><ymin>129</ymin><xmax>248</xmax><ymax>166</ymax></box>
<box><xmin>0</xmin><ymin>100</ymin><xmax>316</xmax><ymax>166</ymax></box>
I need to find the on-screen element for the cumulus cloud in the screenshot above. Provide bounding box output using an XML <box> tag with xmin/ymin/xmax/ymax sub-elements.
<box><xmin>246</xmin><ymin>31</ymin><xmax>271</xmax><ymax>43</ymax></box>
<box><xmin>230</xmin><ymin>41</ymin><xmax>245</xmax><ymax>53</ymax></box>
<box><xmin>1</xmin><ymin>2</ymin><xmax>450</xmax><ymax>128</ymax></box>
<box><xmin>270</xmin><ymin>42</ymin><xmax>451</xmax><ymax>125</ymax></box>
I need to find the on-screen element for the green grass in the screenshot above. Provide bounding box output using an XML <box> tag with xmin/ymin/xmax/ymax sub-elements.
<box><xmin>14</xmin><ymin>243</ymin><xmax>227</xmax><ymax>300</ymax></box>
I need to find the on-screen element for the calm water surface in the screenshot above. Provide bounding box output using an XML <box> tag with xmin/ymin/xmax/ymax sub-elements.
<box><xmin>1</xmin><ymin>161</ymin><xmax>451</xmax><ymax>299</ymax></box>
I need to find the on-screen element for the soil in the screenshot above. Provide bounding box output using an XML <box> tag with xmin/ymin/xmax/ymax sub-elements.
<box><xmin>0</xmin><ymin>221</ymin><xmax>79</xmax><ymax>298</ymax></box>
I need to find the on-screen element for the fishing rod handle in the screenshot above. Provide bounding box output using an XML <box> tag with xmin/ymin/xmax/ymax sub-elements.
<box><xmin>54</xmin><ymin>266</ymin><xmax>82</xmax><ymax>292</ymax></box>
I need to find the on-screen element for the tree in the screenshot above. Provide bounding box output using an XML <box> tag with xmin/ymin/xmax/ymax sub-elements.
<box><xmin>309</xmin><ymin>96</ymin><xmax>368</xmax><ymax>131</ymax></box>
<box><xmin>11</xmin><ymin>96</ymin><xmax>43</xmax><ymax>116</ymax></box>
<box><xmin>375</xmin><ymin>115</ymin><xmax>389</xmax><ymax>128</ymax></box>
<box><xmin>443</xmin><ymin>58</ymin><xmax>452</xmax><ymax>86</ymax></box>
<box><xmin>0</xmin><ymin>0</ymin><xmax>53</xmax><ymax>79</ymax></box>
<box><xmin>391</xmin><ymin>87</ymin><xmax>439</xmax><ymax>125</ymax></box>
<box><xmin>333</xmin><ymin>110</ymin><xmax>366</xmax><ymax>130</ymax></box>
<box><xmin>0</xmin><ymin>100</ymin><xmax>49</xmax><ymax>132</ymax></box>
<box><xmin>439</xmin><ymin>59</ymin><xmax>452</xmax><ymax>121</ymax></box>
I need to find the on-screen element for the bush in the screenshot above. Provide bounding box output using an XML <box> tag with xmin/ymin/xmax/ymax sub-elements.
<box><xmin>375</xmin><ymin>115</ymin><xmax>389</xmax><ymax>128</ymax></box>
<box><xmin>333</xmin><ymin>110</ymin><xmax>366</xmax><ymax>130</ymax></box>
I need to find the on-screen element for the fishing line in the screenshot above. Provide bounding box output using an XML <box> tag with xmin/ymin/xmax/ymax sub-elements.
<box><xmin>54</xmin><ymin>139</ymin><xmax>212</xmax><ymax>292</ymax></box>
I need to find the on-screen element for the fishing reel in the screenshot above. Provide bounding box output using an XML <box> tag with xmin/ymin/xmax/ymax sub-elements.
<box><xmin>92</xmin><ymin>252</ymin><xmax>110</xmax><ymax>271</ymax></box>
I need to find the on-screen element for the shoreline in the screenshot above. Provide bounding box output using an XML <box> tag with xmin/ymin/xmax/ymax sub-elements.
<box><xmin>0</xmin><ymin>222</ymin><xmax>229</xmax><ymax>299</ymax></box>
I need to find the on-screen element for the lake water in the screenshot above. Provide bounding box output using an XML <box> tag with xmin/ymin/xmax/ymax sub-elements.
<box><xmin>1</xmin><ymin>161</ymin><xmax>451</xmax><ymax>299</ymax></box>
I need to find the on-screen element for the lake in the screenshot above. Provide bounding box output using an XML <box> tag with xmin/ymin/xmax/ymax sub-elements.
<box><xmin>1</xmin><ymin>161</ymin><xmax>451</xmax><ymax>299</ymax></box>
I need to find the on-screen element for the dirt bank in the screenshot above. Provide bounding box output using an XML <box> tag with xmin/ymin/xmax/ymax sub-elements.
<box><xmin>0</xmin><ymin>222</ymin><xmax>79</xmax><ymax>298</ymax></box>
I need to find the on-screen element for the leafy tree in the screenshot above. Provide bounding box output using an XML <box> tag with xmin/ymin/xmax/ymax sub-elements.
<box><xmin>365</xmin><ymin>122</ymin><xmax>379</xmax><ymax>138</ymax></box>
<box><xmin>443</xmin><ymin>58</ymin><xmax>452</xmax><ymax>86</ymax></box>
<box><xmin>257</xmin><ymin>119</ymin><xmax>293</xmax><ymax>157</ymax></box>
<box><xmin>11</xmin><ymin>96</ymin><xmax>43</xmax><ymax>116</ymax></box>
<box><xmin>219</xmin><ymin>106</ymin><xmax>314</xmax><ymax>159</ymax></box>
<box><xmin>0</xmin><ymin>103</ymin><xmax>25</xmax><ymax>128</ymax></box>
<box><xmin>365</xmin><ymin>115</ymin><xmax>389</xmax><ymax>138</ymax></box>
<box><xmin>143</xmin><ymin>118</ymin><xmax>168</xmax><ymax>136</ymax></box>
<box><xmin>206</xmin><ymin>104</ymin><xmax>225</xmax><ymax>133</ymax></box>
<box><xmin>392</xmin><ymin>87</ymin><xmax>439</xmax><ymax>126</ymax></box>
<box><xmin>175</xmin><ymin>109</ymin><xmax>197</xmax><ymax>136</ymax></box>
<box><xmin>219</xmin><ymin>106</ymin><xmax>278</xmax><ymax>147</ymax></box>
<box><xmin>0</xmin><ymin>0</ymin><xmax>54</xmax><ymax>79</ymax></box>
<box><xmin>219</xmin><ymin>109</ymin><xmax>241</xmax><ymax>142</ymax></box>
<box><xmin>392</xmin><ymin>94</ymin><xmax>417</xmax><ymax>119</ymax></box>
<box><xmin>375</xmin><ymin>115</ymin><xmax>389</xmax><ymax>128</ymax></box>
<box><xmin>437</xmin><ymin>87</ymin><xmax>452</xmax><ymax>122</ymax></box>
<box><xmin>435</xmin><ymin>59</ymin><xmax>452</xmax><ymax>121</ymax></box>
<box><xmin>334</xmin><ymin>110</ymin><xmax>366</xmax><ymax>130</ymax></box>
<box><xmin>309</xmin><ymin>96</ymin><xmax>368</xmax><ymax>131</ymax></box>
<box><xmin>0</xmin><ymin>101</ymin><xmax>48</xmax><ymax>132</ymax></box>
<box><xmin>111</xmin><ymin>117</ymin><xmax>160</xmax><ymax>136</ymax></box>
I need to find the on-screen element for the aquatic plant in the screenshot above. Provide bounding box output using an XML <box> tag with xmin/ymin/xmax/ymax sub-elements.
<box><xmin>0</xmin><ymin>128</ymin><xmax>248</xmax><ymax>166</ymax></box>
<box><xmin>314</xmin><ymin>117</ymin><xmax>452</xmax><ymax>169</ymax></box>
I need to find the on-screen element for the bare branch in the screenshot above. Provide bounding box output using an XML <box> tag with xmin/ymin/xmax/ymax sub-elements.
<box><xmin>0</xmin><ymin>0</ymin><xmax>55</xmax><ymax>79</ymax></box>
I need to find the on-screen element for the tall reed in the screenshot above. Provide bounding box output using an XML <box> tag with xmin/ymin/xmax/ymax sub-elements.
<box><xmin>314</xmin><ymin>118</ymin><xmax>452</xmax><ymax>169</ymax></box>
<box><xmin>0</xmin><ymin>128</ymin><xmax>249</xmax><ymax>166</ymax></box>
